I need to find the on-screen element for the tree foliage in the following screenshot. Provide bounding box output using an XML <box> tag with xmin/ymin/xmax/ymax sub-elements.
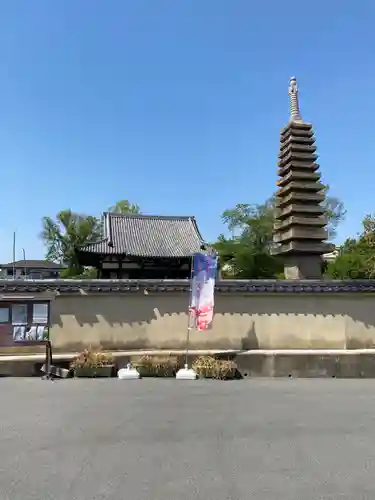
<box><xmin>216</xmin><ymin>199</ymin><xmax>282</xmax><ymax>278</ymax></box>
<box><xmin>327</xmin><ymin>214</ymin><xmax>375</xmax><ymax>279</ymax></box>
<box><xmin>41</xmin><ymin>210</ymin><xmax>101</xmax><ymax>277</ymax></box>
<box><xmin>108</xmin><ymin>200</ymin><xmax>141</xmax><ymax>214</ymax></box>
<box><xmin>66</xmin><ymin>267</ymin><xmax>99</xmax><ymax>280</ymax></box>
<box><xmin>215</xmin><ymin>186</ymin><xmax>346</xmax><ymax>279</ymax></box>
<box><xmin>322</xmin><ymin>184</ymin><xmax>347</xmax><ymax>240</ymax></box>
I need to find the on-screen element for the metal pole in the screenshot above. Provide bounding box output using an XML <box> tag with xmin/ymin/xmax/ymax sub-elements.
<box><xmin>184</xmin><ymin>254</ymin><xmax>195</xmax><ymax>368</ymax></box>
<box><xmin>22</xmin><ymin>248</ymin><xmax>27</xmax><ymax>279</ymax></box>
<box><xmin>12</xmin><ymin>232</ymin><xmax>16</xmax><ymax>280</ymax></box>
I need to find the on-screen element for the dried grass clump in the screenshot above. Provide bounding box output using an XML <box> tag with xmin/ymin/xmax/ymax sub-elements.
<box><xmin>132</xmin><ymin>355</ymin><xmax>180</xmax><ymax>377</ymax></box>
<box><xmin>70</xmin><ymin>347</ymin><xmax>114</xmax><ymax>370</ymax></box>
<box><xmin>192</xmin><ymin>356</ymin><xmax>237</xmax><ymax>380</ymax></box>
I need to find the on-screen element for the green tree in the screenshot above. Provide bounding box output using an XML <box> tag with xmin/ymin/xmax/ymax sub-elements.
<box><xmin>326</xmin><ymin>246</ymin><xmax>367</xmax><ymax>279</ymax></box>
<box><xmin>322</xmin><ymin>184</ymin><xmax>347</xmax><ymax>240</ymax></box>
<box><xmin>327</xmin><ymin>214</ymin><xmax>375</xmax><ymax>279</ymax></box>
<box><xmin>41</xmin><ymin>210</ymin><xmax>101</xmax><ymax>277</ymax></box>
<box><xmin>215</xmin><ymin>186</ymin><xmax>345</xmax><ymax>279</ymax></box>
<box><xmin>108</xmin><ymin>200</ymin><xmax>141</xmax><ymax>214</ymax></box>
<box><xmin>215</xmin><ymin>200</ymin><xmax>283</xmax><ymax>278</ymax></box>
<box><xmin>69</xmin><ymin>267</ymin><xmax>99</xmax><ymax>280</ymax></box>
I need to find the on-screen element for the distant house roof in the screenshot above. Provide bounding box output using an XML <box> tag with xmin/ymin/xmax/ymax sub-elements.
<box><xmin>79</xmin><ymin>213</ymin><xmax>205</xmax><ymax>258</ymax></box>
<box><xmin>0</xmin><ymin>260</ymin><xmax>65</xmax><ymax>270</ymax></box>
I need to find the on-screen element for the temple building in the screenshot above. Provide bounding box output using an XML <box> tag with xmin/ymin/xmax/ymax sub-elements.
<box><xmin>76</xmin><ymin>212</ymin><xmax>207</xmax><ymax>279</ymax></box>
<box><xmin>272</xmin><ymin>77</ymin><xmax>333</xmax><ymax>279</ymax></box>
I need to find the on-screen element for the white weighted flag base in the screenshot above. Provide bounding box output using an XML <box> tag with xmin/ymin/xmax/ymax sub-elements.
<box><xmin>176</xmin><ymin>364</ymin><xmax>197</xmax><ymax>380</ymax></box>
<box><xmin>117</xmin><ymin>363</ymin><xmax>140</xmax><ymax>380</ymax></box>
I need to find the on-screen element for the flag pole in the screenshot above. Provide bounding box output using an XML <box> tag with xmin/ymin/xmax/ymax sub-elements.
<box><xmin>176</xmin><ymin>253</ymin><xmax>198</xmax><ymax>380</ymax></box>
<box><xmin>184</xmin><ymin>253</ymin><xmax>195</xmax><ymax>368</ymax></box>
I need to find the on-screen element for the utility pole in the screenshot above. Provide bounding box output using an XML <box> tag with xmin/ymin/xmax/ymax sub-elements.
<box><xmin>12</xmin><ymin>232</ymin><xmax>16</xmax><ymax>280</ymax></box>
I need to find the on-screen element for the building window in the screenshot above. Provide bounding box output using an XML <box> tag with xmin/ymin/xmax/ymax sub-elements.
<box><xmin>12</xmin><ymin>304</ymin><xmax>28</xmax><ymax>325</ymax></box>
<box><xmin>0</xmin><ymin>307</ymin><xmax>9</xmax><ymax>323</ymax></box>
<box><xmin>32</xmin><ymin>303</ymin><xmax>48</xmax><ymax>324</ymax></box>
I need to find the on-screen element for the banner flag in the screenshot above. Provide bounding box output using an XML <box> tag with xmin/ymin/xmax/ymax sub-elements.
<box><xmin>190</xmin><ymin>252</ymin><xmax>218</xmax><ymax>332</ymax></box>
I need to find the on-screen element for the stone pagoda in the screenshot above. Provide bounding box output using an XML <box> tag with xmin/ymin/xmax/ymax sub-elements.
<box><xmin>273</xmin><ymin>77</ymin><xmax>333</xmax><ymax>279</ymax></box>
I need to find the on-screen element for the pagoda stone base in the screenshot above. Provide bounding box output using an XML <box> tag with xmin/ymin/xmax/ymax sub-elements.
<box><xmin>283</xmin><ymin>254</ymin><xmax>323</xmax><ymax>280</ymax></box>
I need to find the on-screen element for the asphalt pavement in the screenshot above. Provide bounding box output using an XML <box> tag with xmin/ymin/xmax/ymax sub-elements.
<box><xmin>1</xmin><ymin>377</ymin><xmax>374</xmax><ymax>499</ymax></box>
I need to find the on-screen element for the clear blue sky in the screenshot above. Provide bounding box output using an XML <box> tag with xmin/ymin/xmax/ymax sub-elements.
<box><xmin>0</xmin><ymin>1</ymin><xmax>374</xmax><ymax>262</ymax></box>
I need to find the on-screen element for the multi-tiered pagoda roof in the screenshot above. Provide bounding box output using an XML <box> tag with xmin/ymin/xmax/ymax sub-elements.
<box><xmin>273</xmin><ymin>77</ymin><xmax>333</xmax><ymax>279</ymax></box>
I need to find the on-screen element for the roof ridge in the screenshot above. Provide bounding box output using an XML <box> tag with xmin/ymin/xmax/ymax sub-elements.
<box><xmin>105</xmin><ymin>212</ymin><xmax>197</xmax><ymax>221</ymax></box>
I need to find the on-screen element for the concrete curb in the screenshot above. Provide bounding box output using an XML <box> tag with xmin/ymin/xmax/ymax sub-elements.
<box><xmin>238</xmin><ymin>349</ymin><xmax>375</xmax><ymax>355</ymax></box>
<box><xmin>3</xmin><ymin>349</ymin><xmax>375</xmax><ymax>378</ymax></box>
<box><xmin>0</xmin><ymin>349</ymin><xmax>241</xmax><ymax>363</ymax></box>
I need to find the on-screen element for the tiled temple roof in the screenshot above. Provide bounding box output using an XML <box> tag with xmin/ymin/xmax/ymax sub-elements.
<box><xmin>80</xmin><ymin>213</ymin><xmax>205</xmax><ymax>258</ymax></box>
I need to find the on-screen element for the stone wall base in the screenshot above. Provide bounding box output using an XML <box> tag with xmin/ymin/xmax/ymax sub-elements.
<box><xmin>236</xmin><ymin>351</ymin><xmax>375</xmax><ymax>378</ymax></box>
<box><xmin>2</xmin><ymin>351</ymin><xmax>375</xmax><ymax>378</ymax></box>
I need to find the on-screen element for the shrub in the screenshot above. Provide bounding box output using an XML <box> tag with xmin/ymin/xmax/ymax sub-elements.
<box><xmin>132</xmin><ymin>355</ymin><xmax>180</xmax><ymax>377</ymax></box>
<box><xmin>70</xmin><ymin>347</ymin><xmax>114</xmax><ymax>370</ymax></box>
<box><xmin>192</xmin><ymin>356</ymin><xmax>237</xmax><ymax>380</ymax></box>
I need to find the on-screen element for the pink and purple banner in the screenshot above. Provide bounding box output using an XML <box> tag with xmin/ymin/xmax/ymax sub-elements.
<box><xmin>189</xmin><ymin>252</ymin><xmax>218</xmax><ymax>332</ymax></box>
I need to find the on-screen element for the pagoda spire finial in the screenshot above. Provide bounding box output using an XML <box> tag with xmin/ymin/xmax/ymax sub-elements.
<box><xmin>288</xmin><ymin>76</ymin><xmax>302</xmax><ymax>122</ymax></box>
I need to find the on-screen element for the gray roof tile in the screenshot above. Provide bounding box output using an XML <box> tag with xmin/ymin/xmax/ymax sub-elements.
<box><xmin>80</xmin><ymin>213</ymin><xmax>205</xmax><ymax>258</ymax></box>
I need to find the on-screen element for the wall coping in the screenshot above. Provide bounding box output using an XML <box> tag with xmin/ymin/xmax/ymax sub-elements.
<box><xmin>0</xmin><ymin>278</ymin><xmax>374</xmax><ymax>294</ymax></box>
<box><xmin>2</xmin><ymin>349</ymin><xmax>375</xmax><ymax>363</ymax></box>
